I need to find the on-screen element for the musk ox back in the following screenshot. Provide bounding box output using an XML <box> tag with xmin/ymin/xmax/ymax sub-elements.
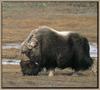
<box><xmin>20</xmin><ymin>26</ymin><xmax>93</xmax><ymax>76</ymax></box>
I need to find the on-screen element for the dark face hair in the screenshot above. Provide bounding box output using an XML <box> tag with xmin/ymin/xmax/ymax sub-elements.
<box><xmin>20</xmin><ymin>60</ymin><xmax>40</xmax><ymax>76</ymax></box>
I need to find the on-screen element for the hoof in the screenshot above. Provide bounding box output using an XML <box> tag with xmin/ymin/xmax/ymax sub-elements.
<box><xmin>48</xmin><ymin>70</ymin><xmax>54</xmax><ymax>77</ymax></box>
<box><xmin>71</xmin><ymin>71</ymin><xmax>83</xmax><ymax>76</ymax></box>
<box><xmin>72</xmin><ymin>73</ymin><xmax>79</xmax><ymax>76</ymax></box>
<box><xmin>48</xmin><ymin>73</ymin><xmax>54</xmax><ymax>77</ymax></box>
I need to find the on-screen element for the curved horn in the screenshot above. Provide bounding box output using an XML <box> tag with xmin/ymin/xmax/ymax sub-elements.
<box><xmin>19</xmin><ymin>50</ymin><xmax>29</xmax><ymax>61</ymax></box>
<box><xmin>18</xmin><ymin>49</ymin><xmax>24</xmax><ymax>61</ymax></box>
<box><xmin>24</xmin><ymin>39</ymin><xmax>38</xmax><ymax>49</ymax></box>
<box><xmin>24</xmin><ymin>42</ymin><xmax>32</xmax><ymax>49</ymax></box>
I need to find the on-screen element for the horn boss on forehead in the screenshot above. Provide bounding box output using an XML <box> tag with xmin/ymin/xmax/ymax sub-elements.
<box><xmin>28</xmin><ymin>38</ymin><xmax>38</xmax><ymax>48</ymax></box>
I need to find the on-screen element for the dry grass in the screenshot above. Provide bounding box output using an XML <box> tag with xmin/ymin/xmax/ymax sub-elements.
<box><xmin>2</xmin><ymin>48</ymin><xmax>20</xmax><ymax>59</ymax></box>
<box><xmin>2</xmin><ymin>16</ymin><xmax>97</xmax><ymax>43</ymax></box>
<box><xmin>2</xmin><ymin>2</ymin><xmax>97</xmax><ymax>43</ymax></box>
<box><xmin>2</xmin><ymin>59</ymin><xmax>97</xmax><ymax>88</ymax></box>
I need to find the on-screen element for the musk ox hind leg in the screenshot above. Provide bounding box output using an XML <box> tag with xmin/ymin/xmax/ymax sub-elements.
<box><xmin>68</xmin><ymin>33</ymin><xmax>93</xmax><ymax>75</ymax></box>
<box><xmin>71</xmin><ymin>71</ymin><xmax>79</xmax><ymax>76</ymax></box>
<box><xmin>71</xmin><ymin>70</ymin><xmax>84</xmax><ymax>76</ymax></box>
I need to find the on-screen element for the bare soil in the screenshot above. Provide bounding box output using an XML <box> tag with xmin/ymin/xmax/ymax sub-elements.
<box><xmin>2</xmin><ymin>61</ymin><xmax>97</xmax><ymax>88</ymax></box>
<box><xmin>2</xmin><ymin>1</ymin><xmax>97</xmax><ymax>43</ymax></box>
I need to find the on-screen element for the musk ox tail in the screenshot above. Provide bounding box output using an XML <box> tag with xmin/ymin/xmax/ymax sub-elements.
<box><xmin>68</xmin><ymin>33</ymin><xmax>93</xmax><ymax>71</ymax></box>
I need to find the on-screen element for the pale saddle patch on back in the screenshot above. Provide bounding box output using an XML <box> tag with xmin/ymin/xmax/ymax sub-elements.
<box><xmin>38</xmin><ymin>26</ymin><xmax>74</xmax><ymax>37</ymax></box>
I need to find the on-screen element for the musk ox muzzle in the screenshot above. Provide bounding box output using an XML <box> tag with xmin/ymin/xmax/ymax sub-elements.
<box><xmin>20</xmin><ymin>60</ymin><xmax>40</xmax><ymax>76</ymax></box>
<box><xmin>20</xmin><ymin>51</ymin><xmax>40</xmax><ymax>76</ymax></box>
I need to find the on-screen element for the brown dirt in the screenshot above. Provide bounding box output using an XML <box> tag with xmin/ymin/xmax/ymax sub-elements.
<box><xmin>2</xmin><ymin>48</ymin><xmax>19</xmax><ymax>59</ymax></box>
<box><xmin>2</xmin><ymin>2</ymin><xmax>97</xmax><ymax>43</ymax></box>
<box><xmin>2</xmin><ymin>63</ymin><xmax>97</xmax><ymax>88</ymax></box>
<box><xmin>2</xmin><ymin>16</ymin><xmax>97</xmax><ymax>43</ymax></box>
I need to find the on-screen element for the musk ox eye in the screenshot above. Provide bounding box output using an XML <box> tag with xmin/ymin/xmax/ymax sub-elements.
<box><xmin>35</xmin><ymin>62</ymin><xmax>39</xmax><ymax>66</ymax></box>
<box><xmin>30</xmin><ymin>41</ymin><xmax>38</xmax><ymax>47</ymax></box>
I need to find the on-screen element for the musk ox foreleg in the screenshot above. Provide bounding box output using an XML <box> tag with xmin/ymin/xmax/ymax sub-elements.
<box><xmin>48</xmin><ymin>69</ymin><xmax>55</xmax><ymax>77</ymax></box>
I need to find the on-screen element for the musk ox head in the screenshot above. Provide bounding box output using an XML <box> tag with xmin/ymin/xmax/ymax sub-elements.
<box><xmin>20</xmin><ymin>60</ymin><xmax>41</xmax><ymax>75</ymax></box>
<box><xmin>20</xmin><ymin>32</ymin><xmax>42</xmax><ymax>76</ymax></box>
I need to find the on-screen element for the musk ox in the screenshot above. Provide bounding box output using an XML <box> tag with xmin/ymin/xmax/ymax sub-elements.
<box><xmin>20</xmin><ymin>26</ymin><xmax>93</xmax><ymax>76</ymax></box>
